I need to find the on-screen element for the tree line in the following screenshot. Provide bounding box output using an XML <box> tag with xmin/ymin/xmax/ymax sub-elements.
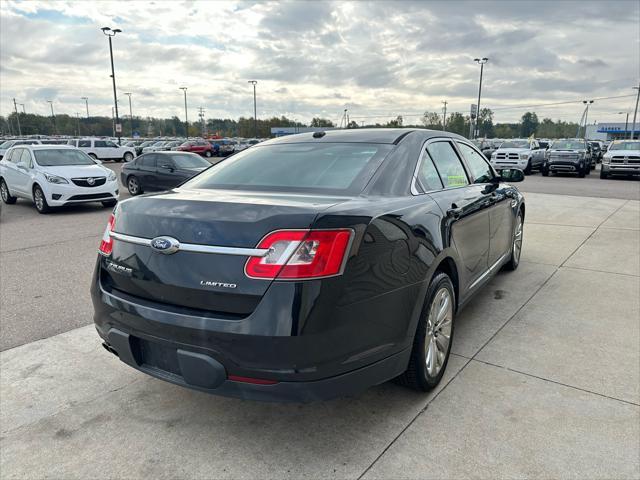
<box><xmin>1</xmin><ymin>110</ymin><xmax>579</xmax><ymax>139</ymax></box>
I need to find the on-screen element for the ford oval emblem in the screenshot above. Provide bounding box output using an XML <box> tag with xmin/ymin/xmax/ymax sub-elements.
<box><xmin>150</xmin><ymin>236</ymin><xmax>180</xmax><ymax>254</ymax></box>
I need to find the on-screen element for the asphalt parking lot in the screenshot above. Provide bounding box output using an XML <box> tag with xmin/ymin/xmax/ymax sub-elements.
<box><xmin>1</xmin><ymin>164</ymin><xmax>639</xmax><ymax>478</ymax></box>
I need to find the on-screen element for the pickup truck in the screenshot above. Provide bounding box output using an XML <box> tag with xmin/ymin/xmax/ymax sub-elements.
<box><xmin>542</xmin><ymin>139</ymin><xmax>591</xmax><ymax>178</ymax></box>
<box><xmin>490</xmin><ymin>139</ymin><xmax>546</xmax><ymax>174</ymax></box>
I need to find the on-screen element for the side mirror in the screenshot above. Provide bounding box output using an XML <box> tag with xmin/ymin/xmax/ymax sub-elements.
<box><xmin>499</xmin><ymin>168</ymin><xmax>525</xmax><ymax>183</ymax></box>
<box><xmin>16</xmin><ymin>161</ymin><xmax>27</xmax><ymax>170</ymax></box>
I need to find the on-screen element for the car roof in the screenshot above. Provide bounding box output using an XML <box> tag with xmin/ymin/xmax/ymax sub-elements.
<box><xmin>10</xmin><ymin>144</ymin><xmax>74</xmax><ymax>150</ymax></box>
<box><xmin>260</xmin><ymin>128</ymin><xmax>465</xmax><ymax>146</ymax></box>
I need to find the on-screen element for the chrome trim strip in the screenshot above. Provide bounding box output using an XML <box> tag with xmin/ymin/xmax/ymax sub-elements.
<box><xmin>468</xmin><ymin>253</ymin><xmax>508</xmax><ymax>290</ymax></box>
<box><xmin>110</xmin><ymin>231</ymin><xmax>270</xmax><ymax>257</ymax></box>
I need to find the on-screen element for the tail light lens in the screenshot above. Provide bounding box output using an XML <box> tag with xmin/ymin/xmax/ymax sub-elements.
<box><xmin>98</xmin><ymin>214</ymin><xmax>116</xmax><ymax>256</ymax></box>
<box><xmin>245</xmin><ymin>229</ymin><xmax>353</xmax><ymax>280</ymax></box>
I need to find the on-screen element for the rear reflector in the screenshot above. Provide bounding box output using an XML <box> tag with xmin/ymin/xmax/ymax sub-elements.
<box><xmin>98</xmin><ymin>214</ymin><xmax>116</xmax><ymax>256</ymax></box>
<box><xmin>228</xmin><ymin>375</ymin><xmax>279</xmax><ymax>385</ymax></box>
<box><xmin>245</xmin><ymin>229</ymin><xmax>353</xmax><ymax>280</ymax></box>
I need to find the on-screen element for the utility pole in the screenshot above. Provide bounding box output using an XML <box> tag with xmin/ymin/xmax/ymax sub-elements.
<box><xmin>179</xmin><ymin>87</ymin><xmax>188</xmax><ymax>137</ymax></box>
<box><xmin>473</xmin><ymin>57</ymin><xmax>488</xmax><ymax>138</ymax></box>
<box><xmin>248</xmin><ymin>80</ymin><xmax>257</xmax><ymax>137</ymax></box>
<box><xmin>124</xmin><ymin>92</ymin><xmax>133</xmax><ymax>137</ymax></box>
<box><xmin>101</xmin><ymin>27</ymin><xmax>122</xmax><ymax>144</ymax></box>
<box><xmin>631</xmin><ymin>85</ymin><xmax>640</xmax><ymax>140</ymax></box>
<box><xmin>47</xmin><ymin>100</ymin><xmax>56</xmax><ymax>135</ymax></box>
<box><xmin>12</xmin><ymin>98</ymin><xmax>21</xmax><ymax>136</ymax></box>
<box><xmin>442</xmin><ymin>100</ymin><xmax>448</xmax><ymax>131</ymax></box>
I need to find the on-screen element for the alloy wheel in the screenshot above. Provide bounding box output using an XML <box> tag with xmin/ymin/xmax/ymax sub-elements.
<box><xmin>425</xmin><ymin>287</ymin><xmax>453</xmax><ymax>377</ymax></box>
<box><xmin>513</xmin><ymin>215</ymin><xmax>523</xmax><ymax>264</ymax></box>
<box><xmin>34</xmin><ymin>188</ymin><xmax>44</xmax><ymax>211</ymax></box>
<box><xmin>128</xmin><ymin>177</ymin><xmax>139</xmax><ymax>195</ymax></box>
<box><xmin>1</xmin><ymin>182</ymin><xmax>7</xmax><ymax>201</ymax></box>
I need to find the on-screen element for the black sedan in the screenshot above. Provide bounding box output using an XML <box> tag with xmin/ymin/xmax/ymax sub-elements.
<box><xmin>94</xmin><ymin>129</ymin><xmax>525</xmax><ymax>402</ymax></box>
<box><xmin>120</xmin><ymin>151</ymin><xmax>211</xmax><ymax>196</ymax></box>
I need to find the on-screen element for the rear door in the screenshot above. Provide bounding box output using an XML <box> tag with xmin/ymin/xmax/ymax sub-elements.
<box><xmin>422</xmin><ymin>139</ymin><xmax>491</xmax><ymax>292</ymax></box>
<box><xmin>11</xmin><ymin>149</ymin><xmax>32</xmax><ymax>195</ymax></box>
<box><xmin>138</xmin><ymin>154</ymin><xmax>158</xmax><ymax>189</ymax></box>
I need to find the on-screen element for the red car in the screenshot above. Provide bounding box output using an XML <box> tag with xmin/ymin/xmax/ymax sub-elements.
<box><xmin>176</xmin><ymin>139</ymin><xmax>214</xmax><ymax>157</ymax></box>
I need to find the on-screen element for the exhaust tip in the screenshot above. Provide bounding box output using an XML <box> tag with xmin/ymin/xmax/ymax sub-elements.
<box><xmin>101</xmin><ymin>342</ymin><xmax>119</xmax><ymax>357</ymax></box>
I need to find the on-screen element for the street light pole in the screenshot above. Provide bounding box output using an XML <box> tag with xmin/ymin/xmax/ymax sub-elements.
<box><xmin>179</xmin><ymin>87</ymin><xmax>188</xmax><ymax>137</ymax></box>
<box><xmin>101</xmin><ymin>27</ymin><xmax>122</xmax><ymax>144</ymax></box>
<box><xmin>617</xmin><ymin>112</ymin><xmax>629</xmax><ymax>139</ymax></box>
<box><xmin>442</xmin><ymin>100</ymin><xmax>448</xmax><ymax>131</ymax></box>
<box><xmin>631</xmin><ymin>85</ymin><xmax>640</xmax><ymax>140</ymax></box>
<box><xmin>12</xmin><ymin>98</ymin><xmax>21</xmax><ymax>136</ymax></box>
<box><xmin>248</xmin><ymin>80</ymin><xmax>257</xmax><ymax>138</ymax></box>
<box><xmin>582</xmin><ymin>100</ymin><xmax>594</xmax><ymax>139</ymax></box>
<box><xmin>473</xmin><ymin>57</ymin><xmax>488</xmax><ymax>138</ymax></box>
<box><xmin>124</xmin><ymin>92</ymin><xmax>133</xmax><ymax>137</ymax></box>
<box><xmin>47</xmin><ymin>100</ymin><xmax>56</xmax><ymax>135</ymax></box>
<box><xmin>81</xmin><ymin>97</ymin><xmax>89</xmax><ymax>117</ymax></box>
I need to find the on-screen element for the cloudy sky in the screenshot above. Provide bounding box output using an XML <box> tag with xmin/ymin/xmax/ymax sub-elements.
<box><xmin>1</xmin><ymin>0</ymin><xmax>638</xmax><ymax>125</ymax></box>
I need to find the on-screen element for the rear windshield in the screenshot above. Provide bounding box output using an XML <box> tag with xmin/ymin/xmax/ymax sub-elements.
<box><xmin>34</xmin><ymin>149</ymin><xmax>96</xmax><ymax>166</ymax></box>
<box><xmin>183</xmin><ymin>143</ymin><xmax>392</xmax><ymax>194</ymax></box>
<box><xmin>551</xmin><ymin>140</ymin><xmax>585</xmax><ymax>149</ymax></box>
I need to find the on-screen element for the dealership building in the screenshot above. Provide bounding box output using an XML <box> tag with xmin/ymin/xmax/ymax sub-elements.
<box><xmin>586</xmin><ymin>122</ymin><xmax>639</xmax><ymax>141</ymax></box>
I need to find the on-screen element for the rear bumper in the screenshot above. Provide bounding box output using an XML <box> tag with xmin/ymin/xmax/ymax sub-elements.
<box><xmin>100</xmin><ymin>326</ymin><xmax>409</xmax><ymax>402</ymax></box>
<box><xmin>91</xmin><ymin>263</ymin><xmax>416</xmax><ymax>402</ymax></box>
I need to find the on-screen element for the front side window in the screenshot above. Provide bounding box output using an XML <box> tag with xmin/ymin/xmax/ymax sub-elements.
<box><xmin>94</xmin><ymin>141</ymin><xmax>107</xmax><ymax>148</ymax></box>
<box><xmin>184</xmin><ymin>143</ymin><xmax>392</xmax><ymax>194</ymax></box>
<box><xmin>426</xmin><ymin>141</ymin><xmax>469</xmax><ymax>188</ymax></box>
<box><xmin>457</xmin><ymin>142</ymin><xmax>493</xmax><ymax>184</ymax></box>
<box><xmin>33</xmin><ymin>149</ymin><xmax>96</xmax><ymax>166</ymax></box>
<box><xmin>106</xmin><ymin>141</ymin><xmax>118</xmax><ymax>148</ymax></box>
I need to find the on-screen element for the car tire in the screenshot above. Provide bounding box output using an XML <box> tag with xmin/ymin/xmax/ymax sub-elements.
<box><xmin>585</xmin><ymin>165</ymin><xmax>591</xmax><ymax>175</ymax></box>
<box><xmin>127</xmin><ymin>175</ymin><xmax>142</xmax><ymax>196</ymax></box>
<box><xmin>0</xmin><ymin>179</ymin><xmax>17</xmax><ymax>204</ymax></box>
<box><xmin>88</xmin><ymin>153</ymin><xmax>98</xmax><ymax>160</ymax></box>
<box><xmin>503</xmin><ymin>210</ymin><xmax>523</xmax><ymax>271</ymax></box>
<box><xmin>600</xmin><ymin>169</ymin><xmax>608</xmax><ymax>179</ymax></box>
<box><xmin>523</xmin><ymin>160</ymin><xmax>532</xmax><ymax>175</ymax></box>
<box><xmin>542</xmin><ymin>166</ymin><xmax>549</xmax><ymax>176</ymax></box>
<box><xmin>123</xmin><ymin>152</ymin><xmax>134</xmax><ymax>162</ymax></box>
<box><xmin>204</xmin><ymin>150</ymin><xmax>212</xmax><ymax>158</ymax></box>
<box><xmin>578</xmin><ymin>167</ymin><xmax>586</xmax><ymax>178</ymax></box>
<box><xmin>395</xmin><ymin>272</ymin><xmax>455</xmax><ymax>392</ymax></box>
<box><xmin>102</xmin><ymin>199</ymin><xmax>117</xmax><ymax>208</ymax></box>
<box><xmin>33</xmin><ymin>185</ymin><xmax>51</xmax><ymax>214</ymax></box>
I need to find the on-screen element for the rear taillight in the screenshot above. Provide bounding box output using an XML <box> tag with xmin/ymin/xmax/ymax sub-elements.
<box><xmin>245</xmin><ymin>229</ymin><xmax>353</xmax><ymax>280</ymax></box>
<box><xmin>98</xmin><ymin>214</ymin><xmax>116</xmax><ymax>256</ymax></box>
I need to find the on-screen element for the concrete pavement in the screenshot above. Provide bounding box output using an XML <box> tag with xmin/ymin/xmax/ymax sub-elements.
<box><xmin>1</xmin><ymin>192</ymin><xmax>639</xmax><ymax>479</ymax></box>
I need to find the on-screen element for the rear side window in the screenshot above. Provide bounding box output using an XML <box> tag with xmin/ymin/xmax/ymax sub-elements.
<box><xmin>184</xmin><ymin>143</ymin><xmax>392</xmax><ymax>194</ymax></box>
<box><xmin>457</xmin><ymin>142</ymin><xmax>493</xmax><ymax>184</ymax></box>
<box><xmin>79</xmin><ymin>140</ymin><xmax>91</xmax><ymax>147</ymax></box>
<box><xmin>416</xmin><ymin>152</ymin><xmax>444</xmax><ymax>191</ymax></box>
<box><xmin>426</xmin><ymin>142</ymin><xmax>469</xmax><ymax>188</ymax></box>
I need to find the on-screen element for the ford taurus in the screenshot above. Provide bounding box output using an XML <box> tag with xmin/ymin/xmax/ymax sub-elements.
<box><xmin>91</xmin><ymin>129</ymin><xmax>525</xmax><ymax>402</ymax></box>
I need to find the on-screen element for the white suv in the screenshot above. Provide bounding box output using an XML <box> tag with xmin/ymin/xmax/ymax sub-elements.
<box><xmin>0</xmin><ymin>145</ymin><xmax>119</xmax><ymax>213</ymax></box>
<box><xmin>66</xmin><ymin>138</ymin><xmax>135</xmax><ymax>163</ymax></box>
